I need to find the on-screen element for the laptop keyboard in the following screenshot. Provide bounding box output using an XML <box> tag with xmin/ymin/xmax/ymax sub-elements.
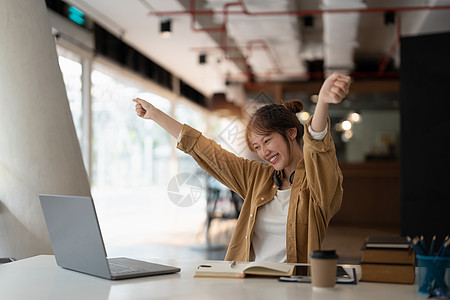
<box><xmin>109</xmin><ymin>262</ymin><xmax>146</xmax><ymax>274</ymax></box>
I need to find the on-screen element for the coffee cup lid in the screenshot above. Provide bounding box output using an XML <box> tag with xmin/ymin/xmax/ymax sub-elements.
<box><xmin>309</xmin><ymin>250</ymin><xmax>338</xmax><ymax>259</ymax></box>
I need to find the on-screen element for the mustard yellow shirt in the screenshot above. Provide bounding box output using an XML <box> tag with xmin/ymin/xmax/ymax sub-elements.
<box><xmin>176</xmin><ymin>117</ymin><xmax>343</xmax><ymax>263</ymax></box>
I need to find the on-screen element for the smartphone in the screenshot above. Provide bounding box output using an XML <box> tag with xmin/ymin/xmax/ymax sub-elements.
<box><xmin>278</xmin><ymin>265</ymin><xmax>357</xmax><ymax>284</ymax></box>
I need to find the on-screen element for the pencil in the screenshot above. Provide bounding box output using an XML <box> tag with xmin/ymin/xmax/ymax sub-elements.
<box><xmin>420</xmin><ymin>235</ymin><xmax>427</xmax><ymax>253</ymax></box>
<box><xmin>445</xmin><ymin>239</ymin><xmax>450</xmax><ymax>257</ymax></box>
<box><xmin>407</xmin><ymin>236</ymin><xmax>426</xmax><ymax>255</ymax></box>
<box><xmin>429</xmin><ymin>235</ymin><xmax>436</xmax><ymax>255</ymax></box>
<box><xmin>436</xmin><ymin>236</ymin><xmax>449</xmax><ymax>257</ymax></box>
<box><xmin>437</xmin><ymin>239</ymin><xmax>450</xmax><ymax>257</ymax></box>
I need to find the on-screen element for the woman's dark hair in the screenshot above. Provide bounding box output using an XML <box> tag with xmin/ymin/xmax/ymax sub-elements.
<box><xmin>245</xmin><ymin>99</ymin><xmax>304</xmax><ymax>152</ymax></box>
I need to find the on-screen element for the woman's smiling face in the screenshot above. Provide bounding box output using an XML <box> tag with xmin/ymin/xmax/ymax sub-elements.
<box><xmin>250</xmin><ymin>131</ymin><xmax>292</xmax><ymax>171</ymax></box>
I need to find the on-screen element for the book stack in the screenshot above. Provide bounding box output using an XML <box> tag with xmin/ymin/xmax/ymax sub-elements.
<box><xmin>360</xmin><ymin>236</ymin><xmax>415</xmax><ymax>284</ymax></box>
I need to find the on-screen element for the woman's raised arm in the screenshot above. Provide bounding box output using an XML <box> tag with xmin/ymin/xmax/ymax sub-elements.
<box><xmin>133</xmin><ymin>98</ymin><xmax>183</xmax><ymax>139</ymax></box>
<box><xmin>311</xmin><ymin>72</ymin><xmax>351</xmax><ymax>132</ymax></box>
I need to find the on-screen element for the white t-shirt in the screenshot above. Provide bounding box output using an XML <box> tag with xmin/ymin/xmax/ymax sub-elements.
<box><xmin>252</xmin><ymin>188</ymin><xmax>291</xmax><ymax>262</ymax></box>
<box><xmin>251</xmin><ymin>125</ymin><xmax>327</xmax><ymax>262</ymax></box>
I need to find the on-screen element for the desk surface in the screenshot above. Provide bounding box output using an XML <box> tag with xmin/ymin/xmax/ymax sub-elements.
<box><xmin>0</xmin><ymin>255</ymin><xmax>427</xmax><ymax>300</ymax></box>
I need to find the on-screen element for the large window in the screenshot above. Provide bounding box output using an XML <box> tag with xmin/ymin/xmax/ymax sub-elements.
<box><xmin>57</xmin><ymin>47</ymin><xmax>83</xmax><ymax>150</ymax></box>
<box><xmin>175</xmin><ymin>103</ymin><xmax>208</xmax><ymax>174</ymax></box>
<box><xmin>90</xmin><ymin>65</ymin><xmax>172</xmax><ymax>188</ymax></box>
<box><xmin>57</xmin><ymin>46</ymin><xmax>208</xmax><ymax>253</ymax></box>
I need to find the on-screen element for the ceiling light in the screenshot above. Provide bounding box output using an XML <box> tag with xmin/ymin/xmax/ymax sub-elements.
<box><xmin>342</xmin><ymin>120</ymin><xmax>352</xmax><ymax>131</ymax></box>
<box><xmin>160</xmin><ymin>19</ymin><xmax>171</xmax><ymax>38</ymax></box>
<box><xmin>199</xmin><ymin>53</ymin><xmax>207</xmax><ymax>64</ymax></box>
<box><xmin>384</xmin><ymin>12</ymin><xmax>395</xmax><ymax>25</ymax></box>
<box><xmin>298</xmin><ymin>112</ymin><xmax>310</xmax><ymax>123</ymax></box>
<box><xmin>342</xmin><ymin>130</ymin><xmax>353</xmax><ymax>142</ymax></box>
<box><xmin>303</xmin><ymin>15</ymin><xmax>314</xmax><ymax>28</ymax></box>
<box><xmin>350</xmin><ymin>112</ymin><xmax>361</xmax><ymax>123</ymax></box>
<box><xmin>344</xmin><ymin>130</ymin><xmax>353</xmax><ymax>139</ymax></box>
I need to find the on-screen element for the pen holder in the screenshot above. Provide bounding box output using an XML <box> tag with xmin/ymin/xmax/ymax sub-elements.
<box><xmin>417</xmin><ymin>255</ymin><xmax>450</xmax><ymax>294</ymax></box>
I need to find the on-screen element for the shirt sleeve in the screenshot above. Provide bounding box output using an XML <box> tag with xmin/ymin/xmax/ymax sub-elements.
<box><xmin>307</xmin><ymin>125</ymin><xmax>327</xmax><ymax>141</ymax></box>
<box><xmin>303</xmin><ymin>117</ymin><xmax>343</xmax><ymax>212</ymax></box>
<box><xmin>176</xmin><ymin>124</ymin><xmax>259</xmax><ymax>198</ymax></box>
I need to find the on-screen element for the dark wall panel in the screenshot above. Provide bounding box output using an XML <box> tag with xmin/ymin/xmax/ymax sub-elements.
<box><xmin>400</xmin><ymin>32</ymin><xmax>450</xmax><ymax>241</ymax></box>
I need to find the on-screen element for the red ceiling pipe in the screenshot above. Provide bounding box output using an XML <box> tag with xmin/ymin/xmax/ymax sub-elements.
<box><xmin>234</xmin><ymin>0</ymin><xmax>450</xmax><ymax>16</ymax></box>
<box><xmin>187</xmin><ymin>0</ymin><xmax>282</xmax><ymax>81</ymax></box>
<box><xmin>187</xmin><ymin>1</ymin><xmax>245</xmax><ymax>65</ymax></box>
<box><xmin>148</xmin><ymin>3</ymin><xmax>450</xmax><ymax>17</ymax></box>
<box><xmin>191</xmin><ymin>39</ymin><xmax>282</xmax><ymax>74</ymax></box>
<box><xmin>378</xmin><ymin>13</ymin><xmax>401</xmax><ymax>76</ymax></box>
<box><xmin>247</xmin><ymin>39</ymin><xmax>281</xmax><ymax>74</ymax></box>
<box><xmin>190</xmin><ymin>0</ymin><xmax>226</xmax><ymax>33</ymax></box>
<box><xmin>227</xmin><ymin>71</ymin><xmax>399</xmax><ymax>83</ymax></box>
<box><xmin>148</xmin><ymin>1</ymin><xmax>449</xmax><ymax>82</ymax></box>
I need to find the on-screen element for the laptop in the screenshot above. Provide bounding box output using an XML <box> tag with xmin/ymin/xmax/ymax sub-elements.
<box><xmin>39</xmin><ymin>194</ymin><xmax>180</xmax><ymax>280</ymax></box>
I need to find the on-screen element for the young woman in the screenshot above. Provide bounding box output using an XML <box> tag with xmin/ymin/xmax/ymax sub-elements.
<box><xmin>133</xmin><ymin>72</ymin><xmax>351</xmax><ymax>263</ymax></box>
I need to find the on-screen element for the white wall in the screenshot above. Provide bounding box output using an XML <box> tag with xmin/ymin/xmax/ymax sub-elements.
<box><xmin>0</xmin><ymin>0</ymin><xmax>90</xmax><ymax>259</ymax></box>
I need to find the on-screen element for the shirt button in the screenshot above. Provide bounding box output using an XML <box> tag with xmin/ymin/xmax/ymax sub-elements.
<box><xmin>261</xmin><ymin>197</ymin><xmax>264</xmax><ymax>200</ymax></box>
<box><xmin>245</xmin><ymin>235</ymin><xmax>248</xmax><ymax>239</ymax></box>
<box><xmin>273</xmin><ymin>185</ymin><xmax>276</xmax><ymax>188</ymax></box>
<box><xmin>250</xmin><ymin>213</ymin><xmax>253</xmax><ymax>218</ymax></box>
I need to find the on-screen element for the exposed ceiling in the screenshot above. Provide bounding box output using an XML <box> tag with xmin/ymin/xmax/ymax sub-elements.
<box><xmin>63</xmin><ymin>0</ymin><xmax>450</xmax><ymax>103</ymax></box>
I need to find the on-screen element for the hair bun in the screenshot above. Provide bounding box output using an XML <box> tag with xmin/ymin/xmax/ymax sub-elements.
<box><xmin>282</xmin><ymin>99</ymin><xmax>303</xmax><ymax>114</ymax></box>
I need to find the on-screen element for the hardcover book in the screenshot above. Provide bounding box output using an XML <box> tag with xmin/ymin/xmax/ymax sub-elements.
<box><xmin>360</xmin><ymin>263</ymin><xmax>415</xmax><ymax>284</ymax></box>
<box><xmin>360</xmin><ymin>236</ymin><xmax>415</xmax><ymax>284</ymax></box>
<box><xmin>361</xmin><ymin>236</ymin><xmax>414</xmax><ymax>264</ymax></box>
<box><xmin>363</xmin><ymin>236</ymin><xmax>410</xmax><ymax>249</ymax></box>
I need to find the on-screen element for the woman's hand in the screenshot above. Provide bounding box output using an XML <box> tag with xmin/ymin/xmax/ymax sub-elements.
<box><xmin>311</xmin><ymin>72</ymin><xmax>351</xmax><ymax>132</ymax></box>
<box><xmin>318</xmin><ymin>72</ymin><xmax>351</xmax><ymax>105</ymax></box>
<box><xmin>133</xmin><ymin>98</ymin><xmax>155</xmax><ymax>119</ymax></box>
<box><xmin>132</xmin><ymin>97</ymin><xmax>183</xmax><ymax>138</ymax></box>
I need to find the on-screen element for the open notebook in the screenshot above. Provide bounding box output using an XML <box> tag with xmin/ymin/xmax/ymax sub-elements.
<box><xmin>194</xmin><ymin>261</ymin><xmax>296</xmax><ymax>278</ymax></box>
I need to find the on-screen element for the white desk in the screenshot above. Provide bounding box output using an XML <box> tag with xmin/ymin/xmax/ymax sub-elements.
<box><xmin>0</xmin><ymin>255</ymin><xmax>427</xmax><ymax>300</ymax></box>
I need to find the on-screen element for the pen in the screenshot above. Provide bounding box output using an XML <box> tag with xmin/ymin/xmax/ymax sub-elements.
<box><xmin>230</xmin><ymin>261</ymin><xmax>236</xmax><ymax>268</ymax></box>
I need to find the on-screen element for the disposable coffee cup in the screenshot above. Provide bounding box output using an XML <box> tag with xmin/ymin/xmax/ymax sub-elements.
<box><xmin>309</xmin><ymin>250</ymin><xmax>338</xmax><ymax>289</ymax></box>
